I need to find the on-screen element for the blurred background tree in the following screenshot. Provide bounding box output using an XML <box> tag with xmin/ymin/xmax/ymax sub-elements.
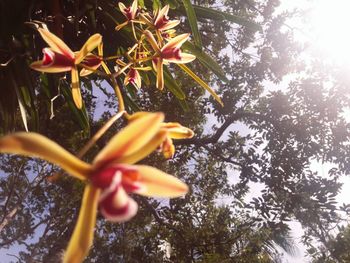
<box><xmin>1</xmin><ymin>0</ymin><xmax>350</xmax><ymax>262</ymax></box>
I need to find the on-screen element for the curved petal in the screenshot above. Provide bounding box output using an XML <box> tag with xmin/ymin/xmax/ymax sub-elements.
<box><xmin>118</xmin><ymin>2</ymin><xmax>127</xmax><ymax>13</ymax></box>
<box><xmin>134</xmin><ymin>165</ymin><xmax>188</xmax><ymax>197</ymax></box>
<box><xmin>164</xmin><ymin>52</ymin><xmax>196</xmax><ymax>64</ymax></box>
<box><xmin>127</xmin><ymin>111</ymin><xmax>149</xmax><ymax>121</ymax></box>
<box><xmin>163</xmin><ymin>123</ymin><xmax>194</xmax><ymax>139</ymax></box>
<box><xmin>158</xmin><ymin>20</ymin><xmax>180</xmax><ymax>31</ymax></box>
<box><xmin>113</xmin><ymin>130</ymin><xmax>168</xmax><ymax>164</ymax></box>
<box><xmin>115</xmin><ymin>21</ymin><xmax>129</xmax><ymax>31</ymax></box>
<box><xmin>63</xmin><ymin>185</ymin><xmax>100</xmax><ymax>263</ymax></box>
<box><xmin>38</xmin><ymin>28</ymin><xmax>74</xmax><ymax>60</ymax></box>
<box><xmin>144</xmin><ymin>30</ymin><xmax>161</xmax><ymax>52</ymax></box>
<box><xmin>130</xmin><ymin>0</ymin><xmax>138</xmax><ymax>18</ymax></box>
<box><xmin>0</xmin><ymin>132</ymin><xmax>92</xmax><ymax>180</ymax></box>
<box><xmin>93</xmin><ymin>112</ymin><xmax>164</xmax><ymax>167</ymax></box>
<box><xmin>75</xmin><ymin>34</ymin><xmax>102</xmax><ymax>65</ymax></box>
<box><xmin>30</xmin><ymin>60</ymin><xmax>72</xmax><ymax>73</ymax></box>
<box><xmin>71</xmin><ymin>67</ymin><xmax>83</xmax><ymax>109</ymax></box>
<box><xmin>80</xmin><ymin>54</ymin><xmax>102</xmax><ymax>76</ymax></box>
<box><xmin>161</xmin><ymin>137</ymin><xmax>175</xmax><ymax>159</ymax></box>
<box><xmin>155</xmin><ymin>5</ymin><xmax>170</xmax><ymax>26</ymax></box>
<box><xmin>79</xmin><ymin>68</ymin><xmax>94</xmax><ymax>77</ymax></box>
<box><xmin>134</xmin><ymin>69</ymin><xmax>142</xmax><ymax>88</ymax></box>
<box><xmin>161</xmin><ymin>33</ymin><xmax>190</xmax><ymax>52</ymax></box>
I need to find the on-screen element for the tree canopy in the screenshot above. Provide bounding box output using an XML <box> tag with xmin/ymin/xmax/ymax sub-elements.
<box><xmin>1</xmin><ymin>0</ymin><xmax>350</xmax><ymax>262</ymax></box>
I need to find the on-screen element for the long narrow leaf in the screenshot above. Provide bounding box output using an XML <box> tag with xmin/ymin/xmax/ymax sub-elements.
<box><xmin>192</xmin><ymin>5</ymin><xmax>261</xmax><ymax>31</ymax></box>
<box><xmin>61</xmin><ymin>85</ymin><xmax>90</xmax><ymax>134</ymax></box>
<box><xmin>165</xmin><ymin>0</ymin><xmax>179</xmax><ymax>9</ymax></box>
<box><xmin>182</xmin><ymin>0</ymin><xmax>202</xmax><ymax>49</ymax></box>
<box><xmin>163</xmin><ymin>67</ymin><xmax>186</xmax><ymax>100</ymax></box>
<box><xmin>183</xmin><ymin>41</ymin><xmax>228</xmax><ymax>82</ymax></box>
<box><xmin>14</xmin><ymin>86</ymin><xmax>29</xmax><ymax>132</ymax></box>
<box><xmin>177</xmin><ymin>64</ymin><xmax>223</xmax><ymax>106</ymax></box>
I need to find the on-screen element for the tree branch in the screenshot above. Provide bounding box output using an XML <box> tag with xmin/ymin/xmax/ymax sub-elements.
<box><xmin>176</xmin><ymin>112</ymin><xmax>277</xmax><ymax>146</ymax></box>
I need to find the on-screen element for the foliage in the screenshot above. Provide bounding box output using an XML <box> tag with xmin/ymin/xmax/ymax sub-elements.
<box><xmin>1</xmin><ymin>0</ymin><xmax>350</xmax><ymax>262</ymax></box>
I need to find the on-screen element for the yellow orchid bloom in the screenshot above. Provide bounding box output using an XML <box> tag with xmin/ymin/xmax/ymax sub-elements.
<box><xmin>0</xmin><ymin>112</ymin><xmax>188</xmax><ymax>263</ymax></box>
<box><xmin>129</xmin><ymin>112</ymin><xmax>194</xmax><ymax>159</ymax></box>
<box><xmin>116</xmin><ymin>0</ymin><xmax>139</xmax><ymax>31</ymax></box>
<box><xmin>154</xmin><ymin>5</ymin><xmax>180</xmax><ymax>31</ymax></box>
<box><xmin>140</xmin><ymin>5</ymin><xmax>180</xmax><ymax>32</ymax></box>
<box><xmin>30</xmin><ymin>28</ymin><xmax>102</xmax><ymax>109</ymax></box>
<box><xmin>144</xmin><ymin>30</ymin><xmax>196</xmax><ymax>90</ymax></box>
<box><xmin>160</xmin><ymin>122</ymin><xmax>194</xmax><ymax>159</ymax></box>
<box><xmin>124</xmin><ymin>68</ymin><xmax>142</xmax><ymax>88</ymax></box>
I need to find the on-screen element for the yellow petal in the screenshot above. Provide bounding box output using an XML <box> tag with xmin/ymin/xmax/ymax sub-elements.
<box><xmin>118</xmin><ymin>2</ymin><xmax>127</xmax><ymax>12</ymax></box>
<box><xmin>162</xmin><ymin>123</ymin><xmax>194</xmax><ymax>139</ymax></box>
<box><xmin>127</xmin><ymin>111</ymin><xmax>149</xmax><ymax>122</ymax></box>
<box><xmin>135</xmin><ymin>69</ymin><xmax>142</xmax><ymax>89</ymax></box>
<box><xmin>161</xmin><ymin>137</ymin><xmax>175</xmax><ymax>159</ymax></box>
<box><xmin>161</xmin><ymin>33</ymin><xmax>190</xmax><ymax>52</ymax></box>
<box><xmin>79</xmin><ymin>68</ymin><xmax>93</xmax><ymax>77</ymax></box>
<box><xmin>75</xmin><ymin>34</ymin><xmax>102</xmax><ymax>65</ymax></box>
<box><xmin>93</xmin><ymin>112</ymin><xmax>164</xmax><ymax>167</ymax></box>
<box><xmin>155</xmin><ymin>5</ymin><xmax>170</xmax><ymax>25</ymax></box>
<box><xmin>158</xmin><ymin>20</ymin><xmax>180</xmax><ymax>31</ymax></box>
<box><xmin>164</xmin><ymin>52</ymin><xmax>196</xmax><ymax>64</ymax></box>
<box><xmin>144</xmin><ymin>30</ymin><xmax>161</xmax><ymax>52</ymax></box>
<box><xmin>115</xmin><ymin>21</ymin><xmax>129</xmax><ymax>31</ymax></box>
<box><xmin>130</xmin><ymin>0</ymin><xmax>138</xmax><ymax>17</ymax></box>
<box><xmin>38</xmin><ymin>28</ymin><xmax>74</xmax><ymax>60</ymax></box>
<box><xmin>114</xmin><ymin>130</ymin><xmax>167</xmax><ymax>164</ymax></box>
<box><xmin>63</xmin><ymin>185</ymin><xmax>100</xmax><ymax>263</ymax></box>
<box><xmin>0</xmin><ymin>132</ymin><xmax>92</xmax><ymax>180</ymax></box>
<box><xmin>135</xmin><ymin>165</ymin><xmax>188</xmax><ymax>197</ymax></box>
<box><xmin>71</xmin><ymin>67</ymin><xmax>83</xmax><ymax>109</ymax></box>
<box><xmin>30</xmin><ymin>60</ymin><xmax>72</xmax><ymax>73</ymax></box>
<box><xmin>156</xmin><ymin>59</ymin><xmax>164</xmax><ymax>90</ymax></box>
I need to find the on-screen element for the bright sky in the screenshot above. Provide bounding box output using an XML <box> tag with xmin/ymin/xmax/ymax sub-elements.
<box><xmin>275</xmin><ymin>1</ymin><xmax>350</xmax><ymax>262</ymax></box>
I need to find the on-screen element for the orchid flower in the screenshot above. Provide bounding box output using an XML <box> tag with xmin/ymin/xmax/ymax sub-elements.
<box><xmin>116</xmin><ymin>0</ymin><xmax>139</xmax><ymax>31</ymax></box>
<box><xmin>161</xmin><ymin>29</ymin><xmax>177</xmax><ymax>40</ymax></box>
<box><xmin>144</xmin><ymin>30</ymin><xmax>195</xmax><ymax>90</ymax></box>
<box><xmin>129</xmin><ymin>112</ymin><xmax>194</xmax><ymax>159</ymax></box>
<box><xmin>160</xmin><ymin>122</ymin><xmax>194</xmax><ymax>159</ymax></box>
<box><xmin>140</xmin><ymin>5</ymin><xmax>180</xmax><ymax>32</ymax></box>
<box><xmin>0</xmin><ymin>112</ymin><xmax>188</xmax><ymax>263</ymax></box>
<box><xmin>30</xmin><ymin>28</ymin><xmax>102</xmax><ymax>109</ymax></box>
<box><xmin>124</xmin><ymin>68</ymin><xmax>142</xmax><ymax>88</ymax></box>
<box><xmin>154</xmin><ymin>5</ymin><xmax>180</xmax><ymax>31</ymax></box>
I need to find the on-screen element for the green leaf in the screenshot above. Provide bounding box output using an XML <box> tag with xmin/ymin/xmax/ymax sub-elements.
<box><xmin>153</xmin><ymin>0</ymin><xmax>162</xmax><ymax>10</ymax></box>
<box><xmin>165</xmin><ymin>0</ymin><xmax>179</xmax><ymax>9</ymax></box>
<box><xmin>61</xmin><ymin>85</ymin><xmax>90</xmax><ymax>134</ymax></box>
<box><xmin>183</xmin><ymin>41</ymin><xmax>228</xmax><ymax>82</ymax></box>
<box><xmin>177</xmin><ymin>64</ymin><xmax>223</xmax><ymax>106</ymax></box>
<box><xmin>192</xmin><ymin>5</ymin><xmax>261</xmax><ymax>31</ymax></box>
<box><xmin>14</xmin><ymin>86</ymin><xmax>29</xmax><ymax>131</ymax></box>
<box><xmin>178</xmin><ymin>98</ymin><xmax>190</xmax><ymax>112</ymax></box>
<box><xmin>162</xmin><ymin>66</ymin><xmax>186</xmax><ymax>100</ymax></box>
<box><xmin>19</xmin><ymin>85</ymin><xmax>32</xmax><ymax>108</ymax></box>
<box><xmin>124</xmin><ymin>93</ymin><xmax>140</xmax><ymax>113</ymax></box>
<box><xmin>181</xmin><ymin>0</ymin><xmax>202</xmax><ymax>49</ymax></box>
<box><xmin>138</xmin><ymin>0</ymin><xmax>145</xmax><ymax>8</ymax></box>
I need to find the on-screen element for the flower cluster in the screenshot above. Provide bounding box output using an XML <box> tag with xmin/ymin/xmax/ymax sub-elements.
<box><xmin>0</xmin><ymin>2</ymin><xmax>216</xmax><ymax>262</ymax></box>
<box><xmin>0</xmin><ymin>112</ymin><xmax>191</xmax><ymax>262</ymax></box>
<box><xmin>30</xmin><ymin>0</ymin><xmax>200</xmax><ymax>109</ymax></box>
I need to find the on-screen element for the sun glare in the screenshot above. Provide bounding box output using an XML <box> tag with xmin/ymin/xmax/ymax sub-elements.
<box><xmin>307</xmin><ymin>0</ymin><xmax>350</xmax><ymax>65</ymax></box>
